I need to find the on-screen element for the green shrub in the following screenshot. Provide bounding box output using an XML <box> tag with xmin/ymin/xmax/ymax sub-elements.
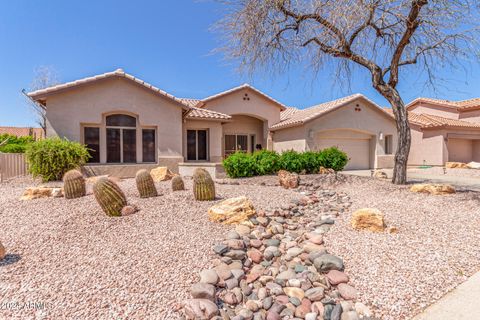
<box><xmin>25</xmin><ymin>137</ymin><xmax>90</xmax><ymax>182</ymax></box>
<box><xmin>301</xmin><ymin>151</ymin><xmax>321</xmax><ymax>174</ymax></box>
<box><xmin>252</xmin><ymin>150</ymin><xmax>280</xmax><ymax>175</ymax></box>
<box><xmin>279</xmin><ymin>150</ymin><xmax>305</xmax><ymax>173</ymax></box>
<box><xmin>0</xmin><ymin>134</ymin><xmax>34</xmax><ymax>153</ymax></box>
<box><xmin>317</xmin><ymin>147</ymin><xmax>348</xmax><ymax>171</ymax></box>
<box><xmin>222</xmin><ymin>152</ymin><xmax>256</xmax><ymax>178</ymax></box>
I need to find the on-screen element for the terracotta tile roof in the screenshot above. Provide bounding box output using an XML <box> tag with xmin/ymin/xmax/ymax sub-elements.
<box><xmin>27</xmin><ymin>69</ymin><xmax>191</xmax><ymax>109</ymax></box>
<box><xmin>271</xmin><ymin>94</ymin><xmax>387</xmax><ymax>130</ymax></box>
<box><xmin>384</xmin><ymin>109</ymin><xmax>480</xmax><ymax>129</ymax></box>
<box><xmin>0</xmin><ymin>126</ymin><xmax>44</xmax><ymax>139</ymax></box>
<box><xmin>280</xmin><ymin>107</ymin><xmax>300</xmax><ymax>121</ymax></box>
<box><xmin>200</xmin><ymin>84</ymin><xmax>287</xmax><ymax>111</ymax></box>
<box><xmin>186</xmin><ymin>106</ymin><xmax>232</xmax><ymax>120</ymax></box>
<box><xmin>179</xmin><ymin>98</ymin><xmax>202</xmax><ymax>108</ymax></box>
<box><xmin>407</xmin><ymin>97</ymin><xmax>480</xmax><ymax>111</ymax></box>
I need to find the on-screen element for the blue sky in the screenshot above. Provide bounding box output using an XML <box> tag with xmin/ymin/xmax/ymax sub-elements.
<box><xmin>1</xmin><ymin>0</ymin><xmax>479</xmax><ymax>127</ymax></box>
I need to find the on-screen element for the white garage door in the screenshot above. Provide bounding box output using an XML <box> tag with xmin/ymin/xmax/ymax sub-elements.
<box><xmin>314</xmin><ymin>131</ymin><xmax>372</xmax><ymax>170</ymax></box>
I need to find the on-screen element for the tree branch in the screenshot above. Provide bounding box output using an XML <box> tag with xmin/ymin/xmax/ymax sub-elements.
<box><xmin>388</xmin><ymin>0</ymin><xmax>428</xmax><ymax>87</ymax></box>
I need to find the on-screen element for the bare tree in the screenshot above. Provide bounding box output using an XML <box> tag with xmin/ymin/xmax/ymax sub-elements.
<box><xmin>25</xmin><ymin>66</ymin><xmax>60</xmax><ymax>136</ymax></box>
<box><xmin>216</xmin><ymin>0</ymin><xmax>479</xmax><ymax>184</ymax></box>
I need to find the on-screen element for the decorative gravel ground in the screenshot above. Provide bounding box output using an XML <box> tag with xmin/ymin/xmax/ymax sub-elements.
<box><xmin>322</xmin><ymin>175</ymin><xmax>480</xmax><ymax>320</ymax></box>
<box><xmin>1</xmin><ymin>174</ymin><xmax>479</xmax><ymax>319</ymax></box>
<box><xmin>0</xmin><ymin>177</ymin><xmax>300</xmax><ymax>319</ymax></box>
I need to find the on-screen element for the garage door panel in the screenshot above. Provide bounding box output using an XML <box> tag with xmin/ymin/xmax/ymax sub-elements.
<box><xmin>313</xmin><ymin>132</ymin><xmax>371</xmax><ymax>170</ymax></box>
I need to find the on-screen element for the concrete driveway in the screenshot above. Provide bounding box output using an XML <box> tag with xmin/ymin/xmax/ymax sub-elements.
<box><xmin>342</xmin><ymin>169</ymin><xmax>480</xmax><ymax>192</ymax></box>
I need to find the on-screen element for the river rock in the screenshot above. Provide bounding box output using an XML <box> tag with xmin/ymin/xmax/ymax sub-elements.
<box><xmin>337</xmin><ymin>283</ymin><xmax>358</xmax><ymax>300</ymax></box>
<box><xmin>184</xmin><ymin>299</ymin><xmax>219</xmax><ymax>319</ymax></box>
<box><xmin>313</xmin><ymin>254</ymin><xmax>344</xmax><ymax>272</ymax></box>
<box><xmin>199</xmin><ymin>269</ymin><xmax>219</xmax><ymax>285</ymax></box>
<box><xmin>191</xmin><ymin>283</ymin><xmax>216</xmax><ymax>301</ymax></box>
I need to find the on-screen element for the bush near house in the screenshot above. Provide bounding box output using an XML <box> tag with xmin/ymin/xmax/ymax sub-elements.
<box><xmin>223</xmin><ymin>147</ymin><xmax>348</xmax><ymax>178</ymax></box>
<box><xmin>0</xmin><ymin>134</ymin><xmax>34</xmax><ymax>153</ymax></box>
<box><xmin>25</xmin><ymin>137</ymin><xmax>90</xmax><ymax>182</ymax></box>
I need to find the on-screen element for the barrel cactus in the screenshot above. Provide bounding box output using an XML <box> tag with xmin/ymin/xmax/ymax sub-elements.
<box><xmin>135</xmin><ymin>169</ymin><xmax>158</xmax><ymax>198</ymax></box>
<box><xmin>192</xmin><ymin>168</ymin><xmax>215</xmax><ymax>201</ymax></box>
<box><xmin>63</xmin><ymin>169</ymin><xmax>86</xmax><ymax>199</ymax></box>
<box><xmin>93</xmin><ymin>177</ymin><xmax>127</xmax><ymax>216</ymax></box>
<box><xmin>171</xmin><ymin>175</ymin><xmax>185</xmax><ymax>191</ymax></box>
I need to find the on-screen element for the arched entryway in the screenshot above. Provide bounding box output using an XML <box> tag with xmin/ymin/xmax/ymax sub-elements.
<box><xmin>222</xmin><ymin>114</ymin><xmax>267</xmax><ymax>157</ymax></box>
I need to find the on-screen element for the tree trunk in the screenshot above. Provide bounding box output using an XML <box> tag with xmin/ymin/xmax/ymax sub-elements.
<box><xmin>375</xmin><ymin>86</ymin><xmax>411</xmax><ymax>184</ymax></box>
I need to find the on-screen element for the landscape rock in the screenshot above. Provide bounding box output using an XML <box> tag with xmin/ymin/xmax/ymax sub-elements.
<box><xmin>340</xmin><ymin>311</ymin><xmax>360</xmax><ymax>320</ymax></box>
<box><xmin>314</xmin><ymin>254</ymin><xmax>344</xmax><ymax>272</ymax></box>
<box><xmin>318</xmin><ymin>167</ymin><xmax>335</xmax><ymax>174</ymax></box>
<box><xmin>445</xmin><ymin>161</ymin><xmax>468</xmax><ymax>169</ymax></box>
<box><xmin>351</xmin><ymin>208</ymin><xmax>386</xmax><ymax>232</ymax></box>
<box><xmin>183</xmin><ymin>299</ymin><xmax>219</xmax><ymax>319</ymax></box>
<box><xmin>20</xmin><ymin>187</ymin><xmax>63</xmax><ymax>200</ymax></box>
<box><xmin>283</xmin><ymin>287</ymin><xmax>305</xmax><ymax>300</ymax></box>
<box><xmin>208</xmin><ymin>196</ymin><xmax>256</xmax><ymax>224</ymax></box>
<box><xmin>0</xmin><ymin>241</ymin><xmax>5</xmax><ymax>260</ymax></box>
<box><xmin>467</xmin><ymin>161</ymin><xmax>480</xmax><ymax>169</ymax></box>
<box><xmin>199</xmin><ymin>269</ymin><xmax>219</xmax><ymax>285</ymax></box>
<box><xmin>337</xmin><ymin>283</ymin><xmax>358</xmax><ymax>300</ymax></box>
<box><xmin>410</xmin><ymin>183</ymin><xmax>455</xmax><ymax>195</ymax></box>
<box><xmin>278</xmin><ymin>170</ymin><xmax>300</xmax><ymax>189</ymax></box>
<box><xmin>150</xmin><ymin>166</ymin><xmax>173</xmax><ymax>182</ymax></box>
<box><xmin>121</xmin><ymin>205</ymin><xmax>138</xmax><ymax>216</ymax></box>
<box><xmin>191</xmin><ymin>283</ymin><xmax>216</xmax><ymax>301</ymax></box>
<box><xmin>373</xmin><ymin>170</ymin><xmax>388</xmax><ymax>179</ymax></box>
<box><xmin>326</xmin><ymin>270</ymin><xmax>349</xmax><ymax>285</ymax></box>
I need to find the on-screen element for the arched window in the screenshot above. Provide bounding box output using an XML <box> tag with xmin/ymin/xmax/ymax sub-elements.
<box><xmin>106</xmin><ymin>114</ymin><xmax>137</xmax><ymax>163</ymax></box>
<box><xmin>106</xmin><ymin>114</ymin><xmax>136</xmax><ymax>127</ymax></box>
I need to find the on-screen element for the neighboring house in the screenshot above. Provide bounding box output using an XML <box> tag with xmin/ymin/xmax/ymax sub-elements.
<box><xmin>0</xmin><ymin>126</ymin><xmax>44</xmax><ymax>140</ymax></box>
<box><xmin>405</xmin><ymin>98</ymin><xmax>480</xmax><ymax>166</ymax></box>
<box><xmin>27</xmin><ymin>68</ymin><xmax>397</xmax><ymax>177</ymax></box>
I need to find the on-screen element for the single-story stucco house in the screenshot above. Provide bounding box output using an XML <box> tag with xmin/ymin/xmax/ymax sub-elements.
<box><xmin>404</xmin><ymin>97</ymin><xmax>480</xmax><ymax>166</ymax></box>
<box><xmin>27</xmin><ymin>68</ymin><xmax>397</xmax><ymax>177</ymax></box>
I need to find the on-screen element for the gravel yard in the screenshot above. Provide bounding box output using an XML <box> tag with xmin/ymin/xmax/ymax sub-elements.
<box><xmin>1</xmin><ymin>174</ymin><xmax>479</xmax><ymax>320</ymax></box>
<box><xmin>0</xmin><ymin>177</ymin><xmax>300</xmax><ymax>319</ymax></box>
<box><xmin>322</xmin><ymin>175</ymin><xmax>480</xmax><ymax>320</ymax></box>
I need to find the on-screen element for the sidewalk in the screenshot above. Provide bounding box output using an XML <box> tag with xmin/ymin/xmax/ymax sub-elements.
<box><xmin>342</xmin><ymin>169</ymin><xmax>480</xmax><ymax>191</ymax></box>
<box><xmin>412</xmin><ymin>271</ymin><xmax>480</xmax><ymax>320</ymax></box>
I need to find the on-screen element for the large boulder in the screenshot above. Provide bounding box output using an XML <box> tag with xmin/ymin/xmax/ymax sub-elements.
<box><xmin>0</xmin><ymin>241</ymin><xmax>5</xmax><ymax>260</ymax></box>
<box><xmin>150</xmin><ymin>166</ymin><xmax>174</xmax><ymax>182</ymax></box>
<box><xmin>467</xmin><ymin>161</ymin><xmax>480</xmax><ymax>169</ymax></box>
<box><xmin>445</xmin><ymin>162</ymin><xmax>468</xmax><ymax>169</ymax></box>
<box><xmin>183</xmin><ymin>299</ymin><xmax>219</xmax><ymax>319</ymax></box>
<box><xmin>20</xmin><ymin>187</ymin><xmax>63</xmax><ymax>200</ymax></box>
<box><xmin>278</xmin><ymin>170</ymin><xmax>300</xmax><ymax>189</ymax></box>
<box><xmin>351</xmin><ymin>208</ymin><xmax>386</xmax><ymax>232</ymax></box>
<box><xmin>208</xmin><ymin>196</ymin><xmax>256</xmax><ymax>224</ymax></box>
<box><xmin>410</xmin><ymin>183</ymin><xmax>455</xmax><ymax>195</ymax></box>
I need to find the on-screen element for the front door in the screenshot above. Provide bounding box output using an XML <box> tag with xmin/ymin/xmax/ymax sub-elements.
<box><xmin>187</xmin><ymin>130</ymin><xmax>208</xmax><ymax>161</ymax></box>
<box><xmin>224</xmin><ymin>134</ymin><xmax>248</xmax><ymax>157</ymax></box>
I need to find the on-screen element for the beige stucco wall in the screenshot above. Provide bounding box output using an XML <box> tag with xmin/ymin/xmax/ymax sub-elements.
<box><xmin>222</xmin><ymin>115</ymin><xmax>265</xmax><ymax>152</ymax></box>
<box><xmin>302</xmin><ymin>99</ymin><xmax>397</xmax><ymax>168</ymax></box>
<box><xmin>473</xmin><ymin>141</ymin><xmax>480</xmax><ymax>161</ymax></box>
<box><xmin>408</xmin><ymin>127</ymin><xmax>446</xmax><ymax>166</ymax></box>
<box><xmin>272</xmin><ymin>126</ymin><xmax>307</xmax><ymax>152</ymax></box>
<box><xmin>447</xmin><ymin>138</ymin><xmax>473</xmax><ymax>163</ymax></box>
<box><xmin>409</xmin><ymin>103</ymin><xmax>459</xmax><ymax>119</ymax></box>
<box><xmin>44</xmin><ymin>77</ymin><xmax>184</xmax><ymax>170</ymax></box>
<box><xmin>183</xmin><ymin>119</ymin><xmax>223</xmax><ymax>162</ymax></box>
<box><xmin>204</xmin><ymin>88</ymin><xmax>282</xmax><ymax>149</ymax></box>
